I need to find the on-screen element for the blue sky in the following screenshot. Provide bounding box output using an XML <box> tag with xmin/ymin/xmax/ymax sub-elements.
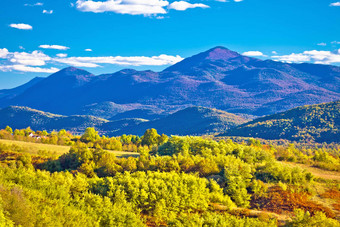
<box><xmin>0</xmin><ymin>0</ymin><xmax>339</xmax><ymax>89</ymax></box>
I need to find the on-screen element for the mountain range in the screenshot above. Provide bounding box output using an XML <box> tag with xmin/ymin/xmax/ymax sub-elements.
<box><xmin>0</xmin><ymin>46</ymin><xmax>339</xmax><ymax>119</ymax></box>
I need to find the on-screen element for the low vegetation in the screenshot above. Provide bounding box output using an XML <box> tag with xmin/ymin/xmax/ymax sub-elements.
<box><xmin>0</xmin><ymin>126</ymin><xmax>339</xmax><ymax>226</ymax></box>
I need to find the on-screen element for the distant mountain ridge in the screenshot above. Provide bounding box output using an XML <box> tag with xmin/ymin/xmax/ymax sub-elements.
<box><xmin>0</xmin><ymin>46</ymin><xmax>339</xmax><ymax>119</ymax></box>
<box><xmin>0</xmin><ymin>77</ymin><xmax>44</xmax><ymax>100</ymax></box>
<box><xmin>103</xmin><ymin>106</ymin><xmax>248</xmax><ymax>136</ymax></box>
<box><xmin>0</xmin><ymin>106</ymin><xmax>107</xmax><ymax>134</ymax></box>
<box><xmin>222</xmin><ymin>100</ymin><xmax>340</xmax><ymax>143</ymax></box>
<box><xmin>0</xmin><ymin>106</ymin><xmax>248</xmax><ymax>136</ymax></box>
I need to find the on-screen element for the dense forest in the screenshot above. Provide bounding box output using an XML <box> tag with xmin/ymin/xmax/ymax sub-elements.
<box><xmin>223</xmin><ymin>100</ymin><xmax>340</xmax><ymax>143</ymax></box>
<box><xmin>0</xmin><ymin>126</ymin><xmax>340</xmax><ymax>226</ymax></box>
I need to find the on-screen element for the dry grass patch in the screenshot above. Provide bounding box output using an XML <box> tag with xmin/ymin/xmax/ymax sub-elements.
<box><xmin>251</xmin><ymin>186</ymin><xmax>335</xmax><ymax>218</ymax></box>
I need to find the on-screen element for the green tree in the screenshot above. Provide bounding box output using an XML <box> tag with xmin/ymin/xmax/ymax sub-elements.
<box><xmin>222</xmin><ymin>157</ymin><xmax>252</xmax><ymax>207</ymax></box>
<box><xmin>4</xmin><ymin>126</ymin><xmax>13</xmax><ymax>134</ymax></box>
<box><xmin>80</xmin><ymin>127</ymin><xmax>100</xmax><ymax>143</ymax></box>
<box><xmin>141</xmin><ymin>129</ymin><xmax>160</xmax><ymax>146</ymax></box>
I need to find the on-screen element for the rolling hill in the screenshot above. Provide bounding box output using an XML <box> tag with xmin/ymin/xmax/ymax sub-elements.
<box><xmin>0</xmin><ymin>47</ymin><xmax>339</xmax><ymax>119</ymax></box>
<box><xmin>0</xmin><ymin>106</ymin><xmax>108</xmax><ymax>134</ymax></box>
<box><xmin>221</xmin><ymin>100</ymin><xmax>340</xmax><ymax>143</ymax></box>
<box><xmin>0</xmin><ymin>106</ymin><xmax>248</xmax><ymax>136</ymax></box>
<box><xmin>101</xmin><ymin>106</ymin><xmax>248</xmax><ymax>136</ymax></box>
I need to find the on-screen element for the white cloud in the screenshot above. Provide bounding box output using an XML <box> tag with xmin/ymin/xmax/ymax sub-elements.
<box><xmin>331</xmin><ymin>41</ymin><xmax>340</xmax><ymax>45</ymax></box>
<box><xmin>272</xmin><ymin>49</ymin><xmax>340</xmax><ymax>64</ymax></box>
<box><xmin>76</xmin><ymin>0</ymin><xmax>169</xmax><ymax>15</ymax></box>
<box><xmin>168</xmin><ymin>1</ymin><xmax>209</xmax><ymax>11</ymax></box>
<box><xmin>317</xmin><ymin>43</ymin><xmax>327</xmax><ymax>46</ymax></box>
<box><xmin>242</xmin><ymin>51</ymin><xmax>266</xmax><ymax>57</ymax></box>
<box><xmin>0</xmin><ymin>48</ymin><xmax>9</xmax><ymax>58</ymax></box>
<box><xmin>272</xmin><ymin>51</ymin><xmax>277</xmax><ymax>54</ymax></box>
<box><xmin>330</xmin><ymin>2</ymin><xmax>340</xmax><ymax>6</ymax></box>
<box><xmin>54</xmin><ymin>58</ymin><xmax>100</xmax><ymax>67</ymax></box>
<box><xmin>234</xmin><ymin>0</ymin><xmax>243</xmax><ymax>2</ymax></box>
<box><xmin>43</xmin><ymin>10</ymin><xmax>54</xmax><ymax>14</ymax></box>
<box><xmin>9</xmin><ymin>23</ymin><xmax>33</xmax><ymax>30</ymax></box>
<box><xmin>54</xmin><ymin>54</ymin><xmax>184</xmax><ymax>67</ymax></box>
<box><xmin>85</xmin><ymin>49</ymin><xmax>93</xmax><ymax>51</ymax></box>
<box><xmin>56</xmin><ymin>53</ymin><xmax>68</xmax><ymax>58</ymax></box>
<box><xmin>24</xmin><ymin>2</ymin><xmax>43</xmax><ymax>6</ymax></box>
<box><xmin>0</xmin><ymin>49</ymin><xmax>56</xmax><ymax>73</ymax></box>
<box><xmin>0</xmin><ymin>65</ymin><xmax>58</xmax><ymax>73</ymax></box>
<box><xmin>0</xmin><ymin>48</ymin><xmax>183</xmax><ymax>72</ymax></box>
<box><xmin>39</xmin><ymin>45</ymin><xmax>70</xmax><ymax>50</ymax></box>
<box><xmin>9</xmin><ymin>51</ymin><xmax>51</xmax><ymax>66</ymax></box>
<box><xmin>19</xmin><ymin>46</ymin><xmax>25</xmax><ymax>50</ymax></box>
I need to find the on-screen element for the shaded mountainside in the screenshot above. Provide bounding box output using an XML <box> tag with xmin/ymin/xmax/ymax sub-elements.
<box><xmin>0</xmin><ymin>106</ymin><xmax>108</xmax><ymax>133</ymax></box>
<box><xmin>102</xmin><ymin>106</ymin><xmax>249</xmax><ymax>136</ymax></box>
<box><xmin>222</xmin><ymin>100</ymin><xmax>340</xmax><ymax>143</ymax></box>
<box><xmin>0</xmin><ymin>77</ymin><xmax>44</xmax><ymax>100</ymax></box>
<box><xmin>0</xmin><ymin>47</ymin><xmax>339</xmax><ymax>118</ymax></box>
<box><xmin>0</xmin><ymin>106</ymin><xmax>248</xmax><ymax>136</ymax></box>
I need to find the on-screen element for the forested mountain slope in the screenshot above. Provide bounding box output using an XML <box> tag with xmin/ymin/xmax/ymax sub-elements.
<box><xmin>102</xmin><ymin>106</ymin><xmax>248</xmax><ymax>136</ymax></box>
<box><xmin>222</xmin><ymin>100</ymin><xmax>340</xmax><ymax>143</ymax></box>
<box><xmin>0</xmin><ymin>106</ymin><xmax>107</xmax><ymax>133</ymax></box>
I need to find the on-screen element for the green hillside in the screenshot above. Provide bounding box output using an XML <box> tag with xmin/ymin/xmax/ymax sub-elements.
<box><xmin>0</xmin><ymin>106</ymin><xmax>108</xmax><ymax>133</ymax></box>
<box><xmin>103</xmin><ymin>106</ymin><xmax>249</xmax><ymax>136</ymax></box>
<box><xmin>222</xmin><ymin>100</ymin><xmax>340</xmax><ymax>143</ymax></box>
<box><xmin>0</xmin><ymin>106</ymin><xmax>247</xmax><ymax>136</ymax></box>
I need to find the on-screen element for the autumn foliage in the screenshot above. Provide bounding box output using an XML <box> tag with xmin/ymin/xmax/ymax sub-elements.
<box><xmin>251</xmin><ymin>186</ymin><xmax>335</xmax><ymax>218</ymax></box>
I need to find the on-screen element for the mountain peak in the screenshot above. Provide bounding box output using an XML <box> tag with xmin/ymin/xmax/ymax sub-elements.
<box><xmin>162</xmin><ymin>46</ymin><xmax>244</xmax><ymax>74</ymax></box>
<box><xmin>203</xmin><ymin>46</ymin><xmax>241</xmax><ymax>61</ymax></box>
<box><xmin>57</xmin><ymin>66</ymin><xmax>93</xmax><ymax>75</ymax></box>
<box><xmin>44</xmin><ymin>67</ymin><xmax>95</xmax><ymax>83</ymax></box>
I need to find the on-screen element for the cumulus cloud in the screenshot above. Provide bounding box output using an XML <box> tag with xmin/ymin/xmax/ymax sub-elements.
<box><xmin>39</xmin><ymin>45</ymin><xmax>70</xmax><ymax>50</ymax></box>
<box><xmin>56</xmin><ymin>53</ymin><xmax>68</xmax><ymax>58</ymax></box>
<box><xmin>0</xmin><ymin>65</ymin><xmax>59</xmax><ymax>73</ymax></box>
<box><xmin>330</xmin><ymin>2</ymin><xmax>340</xmax><ymax>6</ymax></box>
<box><xmin>242</xmin><ymin>51</ymin><xmax>266</xmax><ymax>57</ymax></box>
<box><xmin>9</xmin><ymin>51</ymin><xmax>51</xmax><ymax>66</ymax></box>
<box><xmin>272</xmin><ymin>49</ymin><xmax>340</xmax><ymax>64</ymax></box>
<box><xmin>43</xmin><ymin>10</ymin><xmax>54</xmax><ymax>14</ymax></box>
<box><xmin>0</xmin><ymin>48</ymin><xmax>9</xmax><ymax>58</ymax></box>
<box><xmin>0</xmin><ymin>48</ymin><xmax>183</xmax><ymax>73</ymax></box>
<box><xmin>24</xmin><ymin>2</ymin><xmax>43</xmax><ymax>6</ymax></box>
<box><xmin>168</xmin><ymin>1</ymin><xmax>209</xmax><ymax>11</ymax></box>
<box><xmin>54</xmin><ymin>58</ymin><xmax>100</xmax><ymax>67</ymax></box>
<box><xmin>85</xmin><ymin>49</ymin><xmax>93</xmax><ymax>51</ymax></box>
<box><xmin>9</xmin><ymin>23</ymin><xmax>33</xmax><ymax>30</ymax></box>
<box><xmin>54</xmin><ymin>54</ymin><xmax>184</xmax><ymax>67</ymax></box>
<box><xmin>76</xmin><ymin>0</ymin><xmax>169</xmax><ymax>15</ymax></box>
<box><xmin>0</xmin><ymin>50</ymin><xmax>55</xmax><ymax>73</ymax></box>
<box><xmin>76</xmin><ymin>0</ymin><xmax>209</xmax><ymax>15</ymax></box>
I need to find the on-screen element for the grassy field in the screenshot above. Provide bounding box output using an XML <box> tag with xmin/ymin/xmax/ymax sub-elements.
<box><xmin>0</xmin><ymin>139</ymin><xmax>139</xmax><ymax>158</ymax></box>
<box><xmin>280</xmin><ymin>161</ymin><xmax>340</xmax><ymax>181</ymax></box>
